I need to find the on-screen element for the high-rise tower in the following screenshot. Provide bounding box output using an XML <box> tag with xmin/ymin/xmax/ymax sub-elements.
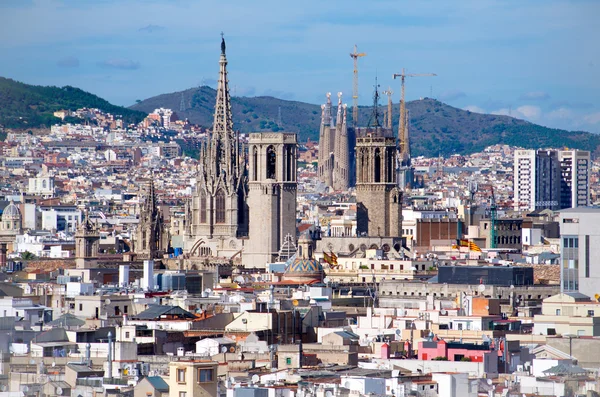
<box><xmin>188</xmin><ymin>35</ymin><xmax>248</xmax><ymax>246</ymax></box>
<box><xmin>245</xmin><ymin>133</ymin><xmax>298</xmax><ymax>267</ymax></box>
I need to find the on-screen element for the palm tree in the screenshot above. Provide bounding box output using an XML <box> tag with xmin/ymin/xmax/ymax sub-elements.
<box><xmin>20</xmin><ymin>251</ymin><xmax>36</xmax><ymax>260</ymax></box>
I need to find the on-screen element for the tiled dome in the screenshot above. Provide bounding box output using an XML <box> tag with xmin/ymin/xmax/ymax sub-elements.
<box><xmin>286</xmin><ymin>258</ymin><xmax>323</xmax><ymax>274</ymax></box>
<box><xmin>1</xmin><ymin>201</ymin><xmax>21</xmax><ymax>221</ymax></box>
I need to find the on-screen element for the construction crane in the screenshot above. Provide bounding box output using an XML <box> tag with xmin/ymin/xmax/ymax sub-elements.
<box><xmin>382</xmin><ymin>87</ymin><xmax>393</xmax><ymax>129</ymax></box>
<box><xmin>393</xmin><ymin>68</ymin><xmax>437</xmax><ymax>159</ymax></box>
<box><xmin>350</xmin><ymin>45</ymin><xmax>366</xmax><ymax>128</ymax></box>
<box><xmin>490</xmin><ymin>186</ymin><xmax>497</xmax><ymax>249</ymax></box>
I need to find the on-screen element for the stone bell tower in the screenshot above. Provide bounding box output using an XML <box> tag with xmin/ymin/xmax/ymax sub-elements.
<box><xmin>75</xmin><ymin>214</ymin><xmax>100</xmax><ymax>269</ymax></box>
<box><xmin>245</xmin><ymin>133</ymin><xmax>298</xmax><ymax>267</ymax></box>
<box><xmin>355</xmin><ymin>85</ymin><xmax>402</xmax><ymax>237</ymax></box>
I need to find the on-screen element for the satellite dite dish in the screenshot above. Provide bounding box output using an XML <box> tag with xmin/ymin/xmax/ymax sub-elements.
<box><xmin>323</xmin><ymin>277</ymin><xmax>330</xmax><ymax>284</ymax></box>
<box><xmin>487</xmin><ymin>379</ymin><xmax>493</xmax><ymax>385</ymax></box>
<box><xmin>292</xmin><ymin>299</ymin><xmax>299</xmax><ymax>306</ymax></box>
<box><xmin>395</xmin><ymin>329</ymin><xmax>402</xmax><ymax>336</ymax></box>
<box><xmin>477</xmin><ymin>284</ymin><xmax>486</xmax><ymax>293</ymax></box>
<box><xmin>56</xmin><ymin>387</ymin><xmax>64</xmax><ymax>395</ymax></box>
<box><xmin>22</xmin><ymin>386</ymin><xmax>29</xmax><ymax>393</ymax></box>
<box><xmin>251</xmin><ymin>375</ymin><xmax>260</xmax><ymax>384</ymax></box>
<box><xmin>221</xmin><ymin>346</ymin><xmax>228</xmax><ymax>354</ymax></box>
<box><xmin>0</xmin><ymin>385</ymin><xmax>7</xmax><ymax>392</ymax></box>
<box><xmin>325</xmin><ymin>391</ymin><xmax>333</xmax><ymax>397</ymax></box>
<box><xmin>105</xmin><ymin>298</ymin><xmax>111</xmax><ymax>305</ymax></box>
<box><xmin>52</xmin><ymin>362</ymin><xmax>56</xmax><ymax>367</ymax></box>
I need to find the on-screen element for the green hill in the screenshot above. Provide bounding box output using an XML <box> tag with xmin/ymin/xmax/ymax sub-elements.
<box><xmin>0</xmin><ymin>77</ymin><xmax>146</xmax><ymax>129</ymax></box>
<box><xmin>131</xmin><ymin>86</ymin><xmax>600</xmax><ymax>157</ymax></box>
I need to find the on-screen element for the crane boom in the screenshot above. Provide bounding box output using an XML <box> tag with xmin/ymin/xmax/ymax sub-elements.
<box><xmin>393</xmin><ymin>69</ymin><xmax>437</xmax><ymax>160</ymax></box>
<box><xmin>350</xmin><ymin>45</ymin><xmax>366</xmax><ymax>128</ymax></box>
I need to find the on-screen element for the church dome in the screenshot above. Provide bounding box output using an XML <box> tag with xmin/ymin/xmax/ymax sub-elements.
<box><xmin>286</xmin><ymin>258</ymin><xmax>323</xmax><ymax>274</ymax></box>
<box><xmin>1</xmin><ymin>201</ymin><xmax>21</xmax><ymax>221</ymax></box>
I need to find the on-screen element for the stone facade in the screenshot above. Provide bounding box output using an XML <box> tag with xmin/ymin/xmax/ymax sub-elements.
<box><xmin>134</xmin><ymin>181</ymin><xmax>167</xmax><ymax>259</ymax></box>
<box><xmin>355</xmin><ymin>127</ymin><xmax>402</xmax><ymax>237</ymax></box>
<box><xmin>245</xmin><ymin>133</ymin><xmax>297</xmax><ymax>267</ymax></box>
<box><xmin>185</xmin><ymin>37</ymin><xmax>248</xmax><ymax>259</ymax></box>
<box><xmin>75</xmin><ymin>215</ymin><xmax>100</xmax><ymax>269</ymax></box>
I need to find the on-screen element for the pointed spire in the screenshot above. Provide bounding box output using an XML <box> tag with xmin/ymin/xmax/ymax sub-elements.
<box><xmin>336</xmin><ymin>92</ymin><xmax>343</xmax><ymax>126</ymax></box>
<box><xmin>323</xmin><ymin>92</ymin><xmax>332</xmax><ymax>126</ymax></box>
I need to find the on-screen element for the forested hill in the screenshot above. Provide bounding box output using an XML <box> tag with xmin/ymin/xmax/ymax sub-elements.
<box><xmin>132</xmin><ymin>86</ymin><xmax>600</xmax><ymax>157</ymax></box>
<box><xmin>0</xmin><ymin>77</ymin><xmax>146</xmax><ymax>129</ymax></box>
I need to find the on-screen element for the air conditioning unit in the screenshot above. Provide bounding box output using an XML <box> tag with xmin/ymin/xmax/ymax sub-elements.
<box><xmin>141</xmin><ymin>363</ymin><xmax>150</xmax><ymax>375</ymax></box>
<box><xmin>130</xmin><ymin>369</ymin><xmax>138</xmax><ymax>377</ymax></box>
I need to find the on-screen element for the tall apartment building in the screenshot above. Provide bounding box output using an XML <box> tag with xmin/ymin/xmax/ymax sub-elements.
<box><xmin>559</xmin><ymin>150</ymin><xmax>591</xmax><ymax>209</ymax></box>
<box><xmin>558</xmin><ymin>208</ymin><xmax>600</xmax><ymax>297</ymax></box>
<box><xmin>514</xmin><ymin>149</ymin><xmax>590</xmax><ymax>212</ymax></box>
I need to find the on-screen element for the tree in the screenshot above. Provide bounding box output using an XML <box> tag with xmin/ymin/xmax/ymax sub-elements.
<box><xmin>20</xmin><ymin>251</ymin><xmax>36</xmax><ymax>260</ymax></box>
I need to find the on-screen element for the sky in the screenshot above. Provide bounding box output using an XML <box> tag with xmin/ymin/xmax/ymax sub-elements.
<box><xmin>1</xmin><ymin>0</ymin><xmax>599</xmax><ymax>133</ymax></box>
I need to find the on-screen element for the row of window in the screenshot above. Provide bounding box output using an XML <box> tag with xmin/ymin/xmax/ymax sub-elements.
<box><xmin>176</xmin><ymin>368</ymin><xmax>214</xmax><ymax>384</ymax></box>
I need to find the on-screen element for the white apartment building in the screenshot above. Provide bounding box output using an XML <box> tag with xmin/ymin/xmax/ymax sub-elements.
<box><xmin>514</xmin><ymin>149</ymin><xmax>560</xmax><ymax>212</ymax></box>
<box><xmin>559</xmin><ymin>208</ymin><xmax>600</xmax><ymax>297</ymax></box>
<box><xmin>27</xmin><ymin>174</ymin><xmax>55</xmax><ymax>197</ymax></box>
<box><xmin>514</xmin><ymin>149</ymin><xmax>590</xmax><ymax>212</ymax></box>
<box><xmin>559</xmin><ymin>150</ymin><xmax>590</xmax><ymax>209</ymax></box>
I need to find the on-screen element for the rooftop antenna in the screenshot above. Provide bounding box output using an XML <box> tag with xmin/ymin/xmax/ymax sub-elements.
<box><xmin>278</xmin><ymin>106</ymin><xmax>283</xmax><ymax>128</ymax></box>
<box><xmin>179</xmin><ymin>92</ymin><xmax>185</xmax><ymax>112</ymax></box>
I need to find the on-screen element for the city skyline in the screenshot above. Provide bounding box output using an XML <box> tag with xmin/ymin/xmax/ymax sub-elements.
<box><xmin>1</xmin><ymin>0</ymin><xmax>599</xmax><ymax>133</ymax></box>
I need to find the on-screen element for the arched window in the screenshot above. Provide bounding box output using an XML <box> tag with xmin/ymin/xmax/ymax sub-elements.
<box><xmin>200</xmin><ymin>193</ymin><xmax>207</xmax><ymax>223</ymax></box>
<box><xmin>374</xmin><ymin>149</ymin><xmax>381</xmax><ymax>183</ymax></box>
<box><xmin>215</xmin><ymin>190</ymin><xmax>226</xmax><ymax>224</ymax></box>
<box><xmin>266</xmin><ymin>145</ymin><xmax>276</xmax><ymax>179</ymax></box>
<box><xmin>252</xmin><ymin>147</ymin><xmax>258</xmax><ymax>181</ymax></box>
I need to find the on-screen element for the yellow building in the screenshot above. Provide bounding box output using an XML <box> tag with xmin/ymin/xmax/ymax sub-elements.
<box><xmin>167</xmin><ymin>360</ymin><xmax>218</xmax><ymax>397</ymax></box>
<box><xmin>533</xmin><ymin>292</ymin><xmax>600</xmax><ymax>336</ymax></box>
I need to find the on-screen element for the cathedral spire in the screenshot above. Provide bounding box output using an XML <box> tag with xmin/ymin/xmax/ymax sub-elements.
<box><xmin>204</xmin><ymin>33</ymin><xmax>239</xmax><ymax>194</ymax></box>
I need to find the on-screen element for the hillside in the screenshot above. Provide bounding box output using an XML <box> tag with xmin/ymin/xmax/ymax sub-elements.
<box><xmin>0</xmin><ymin>77</ymin><xmax>146</xmax><ymax>129</ymax></box>
<box><xmin>132</xmin><ymin>86</ymin><xmax>600</xmax><ymax>157</ymax></box>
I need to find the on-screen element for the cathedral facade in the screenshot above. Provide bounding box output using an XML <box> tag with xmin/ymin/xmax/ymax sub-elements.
<box><xmin>184</xmin><ymin>37</ymin><xmax>298</xmax><ymax>267</ymax></box>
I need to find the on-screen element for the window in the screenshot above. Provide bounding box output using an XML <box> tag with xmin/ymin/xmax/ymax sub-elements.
<box><xmin>215</xmin><ymin>190</ymin><xmax>226</xmax><ymax>224</ymax></box>
<box><xmin>176</xmin><ymin>368</ymin><xmax>186</xmax><ymax>383</ymax></box>
<box><xmin>124</xmin><ymin>305</ymin><xmax>128</xmax><ymax>314</ymax></box>
<box><xmin>286</xmin><ymin>357</ymin><xmax>292</xmax><ymax>365</ymax></box>
<box><xmin>577</xmin><ymin>330</ymin><xmax>585</xmax><ymax>336</ymax></box>
<box><xmin>200</xmin><ymin>193</ymin><xmax>207</xmax><ymax>223</ymax></box>
<box><xmin>588</xmin><ymin>310</ymin><xmax>595</xmax><ymax>317</ymax></box>
<box><xmin>79</xmin><ymin>304</ymin><xmax>83</xmax><ymax>311</ymax></box>
<box><xmin>115</xmin><ymin>306</ymin><xmax>121</xmax><ymax>316</ymax></box>
<box><xmin>198</xmin><ymin>368</ymin><xmax>214</xmax><ymax>383</ymax></box>
<box><xmin>556</xmin><ymin>309</ymin><xmax>561</xmax><ymax>315</ymax></box>
<box><xmin>266</xmin><ymin>145</ymin><xmax>276</xmax><ymax>179</ymax></box>
<box><xmin>179</xmin><ymin>392</ymin><xmax>187</xmax><ymax>397</ymax></box>
<box><xmin>125</xmin><ymin>332</ymin><xmax>130</xmax><ymax>338</ymax></box>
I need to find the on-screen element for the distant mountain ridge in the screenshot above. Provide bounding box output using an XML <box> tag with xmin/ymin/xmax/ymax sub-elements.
<box><xmin>131</xmin><ymin>86</ymin><xmax>600</xmax><ymax>157</ymax></box>
<box><xmin>0</xmin><ymin>77</ymin><xmax>146</xmax><ymax>129</ymax></box>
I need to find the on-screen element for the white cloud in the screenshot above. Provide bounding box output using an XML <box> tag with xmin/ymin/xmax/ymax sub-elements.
<box><xmin>519</xmin><ymin>91</ymin><xmax>550</xmax><ymax>101</ymax></box>
<box><xmin>490</xmin><ymin>105</ymin><xmax>541</xmax><ymax>121</ymax></box>
<box><xmin>547</xmin><ymin>107</ymin><xmax>574</xmax><ymax>120</ymax></box>
<box><xmin>583</xmin><ymin>112</ymin><xmax>600</xmax><ymax>125</ymax></box>
<box><xmin>463</xmin><ymin>105</ymin><xmax>485</xmax><ymax>114</ymax></box>
<box><xmin>516</xmin><ymin>105</ymin><xmax>542</xmax><ymax>120</ymax></box>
